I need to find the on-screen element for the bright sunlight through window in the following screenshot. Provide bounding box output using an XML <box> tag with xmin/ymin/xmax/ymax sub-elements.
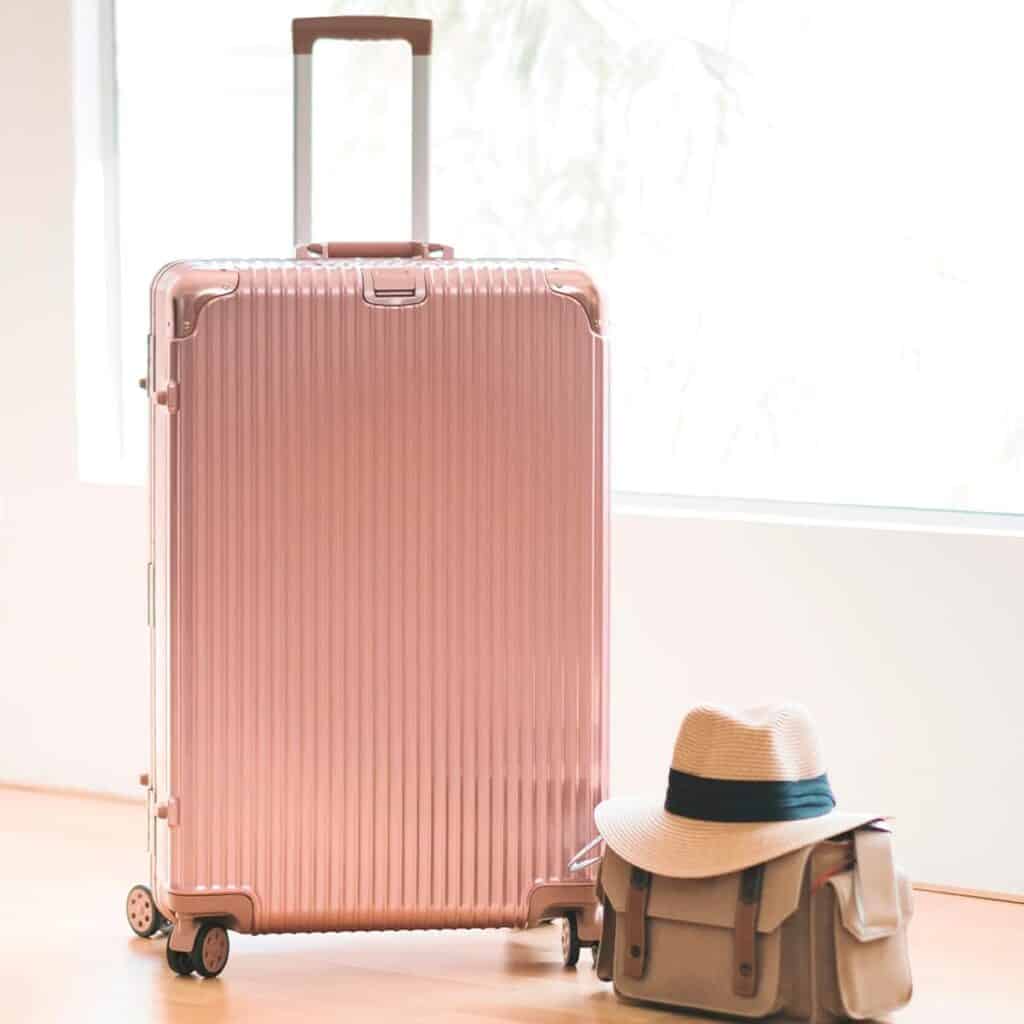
<box><xmin>80</xmin><ymin>0</ymin><xmax>1024</xmax><ymax>515</ymax></box>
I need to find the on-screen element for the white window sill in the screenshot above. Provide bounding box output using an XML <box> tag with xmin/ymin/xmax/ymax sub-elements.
<box><xmin>613</xmin><ymin>491</ymin><xmax>1024</xmax><ymax>538</ymax></box>
<box><xmin>71</xmin><ymin>470</ymin><xmax>1024</xmax><ymax>537</ymax></box>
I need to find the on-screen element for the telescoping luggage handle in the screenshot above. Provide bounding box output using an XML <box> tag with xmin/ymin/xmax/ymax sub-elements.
<box><xmin>292</xmin><ymin>16</ymin><xmax>433</xmax><ymax>250</ymax></box>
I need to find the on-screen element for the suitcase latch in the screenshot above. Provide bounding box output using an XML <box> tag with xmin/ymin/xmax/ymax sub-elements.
<box><xmin>155</xmin><ymin>797</ymin><xmax>180</xmax><ymax>828</ymax></box>
<box><xmin>363</xmin><ymin>268</ymin><xmax>427</xmax><ymax>307</ymax></box>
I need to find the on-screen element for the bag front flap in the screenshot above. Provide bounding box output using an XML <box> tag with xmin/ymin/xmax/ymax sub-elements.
<box><xmin>600</xmin><ymin>844</ymin><xmax>816</xmax><ymax>934</ymax></box>
<box><xmin>826</xmin><ymin>829</ymin><xmax>913</xmax><ymax>941</ymax></box>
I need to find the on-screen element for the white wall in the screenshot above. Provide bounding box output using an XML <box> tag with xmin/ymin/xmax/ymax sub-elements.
<box><xmin>611</xmin><ymin>512</ymin><xmax>1024</xmax><ymax>895</ymax></box>
<box><xmin>0</xmin><ymin>0</ymin><xmax>149</xmax><ymax>797</ymax></box>
<box><xmin>2</xmin><ymin>0</ymin><xmax>1022</xmax><ymax>895</ymax></box>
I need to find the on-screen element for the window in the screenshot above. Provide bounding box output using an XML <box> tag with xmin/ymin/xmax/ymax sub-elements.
<box><xmin>78</xmin><ymin>0</ymin><xmax>1024</xmax><ymax>515</ymax></box>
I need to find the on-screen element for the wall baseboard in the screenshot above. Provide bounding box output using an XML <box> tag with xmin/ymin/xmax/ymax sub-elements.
<box><xmin>913</xmin><ymin>881</ymin><xmax>1024</xmax><ymax>906</ymax></box>
<box><xmin>0</xmin><ymin>780</ymin><xmax>143</xmax><ymax>805</ymax></box>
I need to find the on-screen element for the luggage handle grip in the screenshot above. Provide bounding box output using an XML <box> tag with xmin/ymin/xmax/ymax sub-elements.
<box><xmin>292</xmin><ymin>17</ymin><xmax>432</xmax><ymax>56</ymax></box>
<box><xmin>292</xmin><ymin>17</ymin><xmax>432</xmax><ymax>245</ymax></box>
<box><xmin>296</xmin><ymin>241</ymin><xmax>453</xmax><ymax>260</ymax></box>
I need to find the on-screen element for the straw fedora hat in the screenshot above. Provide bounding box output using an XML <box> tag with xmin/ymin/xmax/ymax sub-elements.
<box><xmin>595</xmin><ymin>702</ymin><xmax>882</xmax><ymax>879</ymax></box>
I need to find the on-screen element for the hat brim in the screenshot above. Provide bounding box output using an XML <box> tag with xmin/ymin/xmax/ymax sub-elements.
<box><xmin>595</xmin><ymin>796</ymin><xmax>883</xmax><ymax>879</ymax></box>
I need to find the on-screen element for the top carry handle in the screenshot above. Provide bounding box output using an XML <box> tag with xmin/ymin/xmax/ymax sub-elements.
<box><xmin>291</xmin><ymin>16</ymin><xmax>433</xmax><ymax>247</ymax></box>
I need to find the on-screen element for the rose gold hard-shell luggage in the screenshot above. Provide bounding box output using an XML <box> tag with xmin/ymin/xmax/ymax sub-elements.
<box><xmin>125</xmin><ymin>17</ymin><xmax>608</xmax><ymax>978</ymax></box>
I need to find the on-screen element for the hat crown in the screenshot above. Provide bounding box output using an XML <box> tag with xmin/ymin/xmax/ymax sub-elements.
<box><xmin>672</xmin><ymin>703</ymin><xmax>826</xmax><ymax>783</ymax></box>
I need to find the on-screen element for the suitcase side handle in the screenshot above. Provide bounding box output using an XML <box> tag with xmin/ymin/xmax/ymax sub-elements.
<box><xmin>292</xmin><ymin>17</ymin><xmax>432</xmax><ymax>247</ymax></box>
<box><xmin>296</xmin><ymin>241</ymin><xmax>453</xmax><ymax>260</ymax></box>
<box><xmin>292</xmin><ymin>17</ymin><xmax>432</xmax><ymax>56</ymax></box>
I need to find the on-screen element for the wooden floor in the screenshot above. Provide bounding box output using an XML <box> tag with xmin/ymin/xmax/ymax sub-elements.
<box><xmin>1</xmin><ymin>786</ymin><xmax>1019</xmax><ymax>1022</ymax></box>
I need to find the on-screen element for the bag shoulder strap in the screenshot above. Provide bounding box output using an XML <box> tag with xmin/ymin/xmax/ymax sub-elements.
<box><xmin>595</xmin><ymin>895</ymin><xmax>616</xmax><ymax>982</ymax></box>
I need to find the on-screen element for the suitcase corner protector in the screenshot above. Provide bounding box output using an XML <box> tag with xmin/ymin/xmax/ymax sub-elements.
<box><xmin>545</xmin><ymin>268</ymin><xmax>604</xmax><ymax>334</ymax></box>
<box><xmin>167</xmin><ymin>267</ymin><xmax>240</xmax><ymax>339</ymax></box>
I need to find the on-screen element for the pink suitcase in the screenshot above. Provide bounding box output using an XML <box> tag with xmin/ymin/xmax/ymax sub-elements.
<box><xmin>125</xmin><ymin>17</ymin><xmax>608</xmax><ymax>978</ymax></box>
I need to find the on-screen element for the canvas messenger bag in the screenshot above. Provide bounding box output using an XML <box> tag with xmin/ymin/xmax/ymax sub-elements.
<box><xmin>595</xmin><ymin>824</ymin><xmax>913</xmax><ymax>1020</ymax></box>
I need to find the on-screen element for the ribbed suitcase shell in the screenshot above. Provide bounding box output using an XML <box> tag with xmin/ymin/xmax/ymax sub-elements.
<box><xmin>147</xmin><ymin>257</ymin><xmax>608</xmax><ymax>934</ymax></box>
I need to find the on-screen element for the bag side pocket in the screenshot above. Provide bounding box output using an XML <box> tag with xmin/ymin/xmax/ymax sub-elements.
<box><xmin>825</xmin><ymin>869</ymin><xmax>914</xmax><ymax>1019</ymax></box>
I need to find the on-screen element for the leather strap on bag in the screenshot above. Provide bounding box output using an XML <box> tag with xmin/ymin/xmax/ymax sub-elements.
<box><xmin>624</xmin><ymin>867</ymin><xmax>651</xmax><ymax>979</ymax></box>
<box><xmin>595</xmin><ymin>896</ymin><xmax>616</xmax><ymax>982</ymax></box>
<box><xmin>733</xmin><ymin>864</ymin><xmax>766</xmax><ymax>997</ymax></box>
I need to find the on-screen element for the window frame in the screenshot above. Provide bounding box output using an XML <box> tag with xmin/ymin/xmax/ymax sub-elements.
<box><xmin>73</xmin><ymin>0</ymin><xmax>137</xmax><ymax>485</ymax></box>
